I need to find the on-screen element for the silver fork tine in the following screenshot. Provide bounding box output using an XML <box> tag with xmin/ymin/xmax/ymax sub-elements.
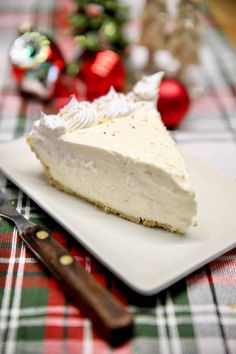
<box><xmin>0</xmin><ymin>187</ymin><xmax>35</xmax><ymax>232</ymax></box>
<box><xmin>0</xmin><ymin>171</ymin><xmax>6</xmax><ymax>189</ymax></box>
<box><xmin>0</xmin><ymin>181</ymin><xmax>8</xmax><ymax>205</ymax></box>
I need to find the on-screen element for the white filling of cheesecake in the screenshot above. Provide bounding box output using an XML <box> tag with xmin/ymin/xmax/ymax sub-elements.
<box><xmin>33</xmin><ymin>139</ymin><xmax>195</xmax><ymax>232</ymax></box>
<box><xmin>29</xmin><ymin>72</ymin><xmax>197</xmax><ymax>233</ymax></box>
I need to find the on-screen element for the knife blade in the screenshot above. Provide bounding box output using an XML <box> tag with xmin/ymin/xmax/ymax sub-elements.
<box><xmin>0</xmin><ymin>188</ymin><xmax>133</xmax><ymax>344</ymax></box>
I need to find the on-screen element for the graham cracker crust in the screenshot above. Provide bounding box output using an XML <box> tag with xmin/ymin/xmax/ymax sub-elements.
<box><xmin>26</xmin><ymin>136</ymin><xmax>183</xmax><ymax>234</ymax></box>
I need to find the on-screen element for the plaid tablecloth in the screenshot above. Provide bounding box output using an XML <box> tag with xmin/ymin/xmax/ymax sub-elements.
<box><xmin>0</xmin><ymin>1</ymin><xmax>236</xmax><ymax>353</ymax></box>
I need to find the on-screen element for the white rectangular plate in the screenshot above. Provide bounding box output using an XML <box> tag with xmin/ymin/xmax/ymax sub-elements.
<box><xmin>0</xmin><ymin>138</ymin><xmax>236</xmax><ymax>295</ymax></box>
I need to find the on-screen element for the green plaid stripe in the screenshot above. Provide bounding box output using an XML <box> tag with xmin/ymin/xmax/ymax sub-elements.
<box><xmin>1</xmin><ymin>1</ymin><xmax>236</xmax><ymax>353</ymax></box>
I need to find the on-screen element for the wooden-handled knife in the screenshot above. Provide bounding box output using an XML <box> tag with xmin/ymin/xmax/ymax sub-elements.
<box><xmin>0</xmin><ymin>188</ymin><xmax>133</xmax><ymax>345</ymax></box>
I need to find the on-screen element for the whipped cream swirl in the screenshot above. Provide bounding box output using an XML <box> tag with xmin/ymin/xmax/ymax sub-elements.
<box><xmin>132</xmin><ymin>72</ymin><xmax>164</xmax><ymax>101</ymax></box>
<box><xmin>34</xmin><ymin>113</ymin><xmax>67</xmax><ymax>137</ymax></box>
<box><xmin>93</xmin><ymin>87</ymin><xmax>135</xmax><ymax>119</ymax></box>
<box><xmin>59</xmin><ymin>96</ymin><xmax>96</xmax><ymax>131</ymax></box>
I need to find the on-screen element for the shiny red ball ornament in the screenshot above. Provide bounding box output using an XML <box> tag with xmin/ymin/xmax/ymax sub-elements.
<box><xmin>78</xmin><ymin>50</ymin><xmax>126</xmax><ymax>101</ymax></box>
<box><xmin>157</xmin><ymin>78</ymin><xmax>190</xmax><ymax>129</ymax></box>
<box><xmin>9</xmin><ymin>30</ymin><xmax>64</xmax><ymax>100</ymax></box>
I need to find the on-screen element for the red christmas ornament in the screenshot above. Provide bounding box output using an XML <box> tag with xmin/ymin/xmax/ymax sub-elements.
<box><xmin>9</xmin><ymin>30</ymin><xmax>65</xmax><ymax>100</ymax></box>
<box><xmin>78</xmin><ymin>49</ymin><xmax>126</xmax><ymax>101</ymax></box>
<box><xmin>157</xmin><ymin>78</ymin><xmax>190</xmax><ymax>129</ymax></box>
<box><xmin>54</xmin><ymin>74</ymin><xmax>86</xmax><ymax>111</ymax></box>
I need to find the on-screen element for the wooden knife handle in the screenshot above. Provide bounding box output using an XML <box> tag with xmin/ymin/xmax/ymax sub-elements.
<box><xmin>22</xmin><ymin>225</ymin><xmax>133</xmax><ymax>344</ymax></box>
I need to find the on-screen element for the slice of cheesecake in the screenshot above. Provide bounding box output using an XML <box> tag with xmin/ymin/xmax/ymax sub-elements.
<box><xmin>27</xmin><ymin>73</ymin><xmax>197</xmax><ymax>233</ymax></box>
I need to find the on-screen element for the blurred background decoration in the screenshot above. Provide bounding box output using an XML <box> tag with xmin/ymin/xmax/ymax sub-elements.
<box><xmin>140</xmin><ymin>0</ymin><xmax>201</xmax><ymax>78</ymax></box>
<box><xmin>136</xmin><ymin>0</ymin><xmax>201</xmax><ymax>128</ymax></box>
<box><xmin>67</xmin><ymin>0</ymin><xmax>129</xmax><ymax>101</ymax></box>
<box><xmin>206</xmin><ymin>0</ymin><xmax>236</xmax><ymax>48</ymax></box>
<box><xmin>8</xmin><ymin>0</ymin><xmax>236</xmax><ymax>129</ymax></box>
<box><xmin>74</xmin><ymin>49</ymin><xmax>126</xmax><ymax>101</ymax></box>
<box><xmin>69</xmin><ymin>0</ymin><xmax>129</xmax><ymax>54</ymax></box>
<box><xmin>9</xmin><ymin>25</ymin><xmax>65</xmax><ymax>100</ymax></box>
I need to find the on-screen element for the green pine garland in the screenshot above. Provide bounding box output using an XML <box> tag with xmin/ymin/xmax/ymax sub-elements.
<box><xmin>69</xmin><ymin>0</ymin><xmax>129</xmax><ymax>53</ymax></box>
